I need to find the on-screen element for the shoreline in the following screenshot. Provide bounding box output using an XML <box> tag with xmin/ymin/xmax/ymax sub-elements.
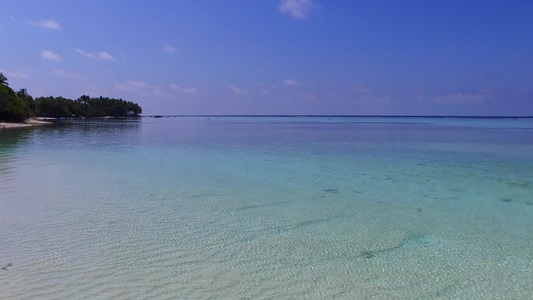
<box><xmin>0</xmin><ymin>117</ymin><xmax>54</xmax><ymax>130</ymax></box>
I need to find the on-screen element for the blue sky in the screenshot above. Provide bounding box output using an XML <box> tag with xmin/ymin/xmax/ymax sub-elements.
<box><xmin>1</xmin><ymin>0</ymin><xmax>532</xmax><ymax>116</ymax></box>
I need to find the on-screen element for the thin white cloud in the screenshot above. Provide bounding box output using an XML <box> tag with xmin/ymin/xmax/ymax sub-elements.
<box><xmin>2</xmin><ymin>70</ymin><xmax>27</xmax><ymax>78</ymax></box>
<box><xmin>115</xmin><ymin>80</ymin><xmax>150</xmax><ymax>94</ymax></box>
<box><xmin>53</xmin><ymin>69</ymin><xmax>81</xmax><ymax>78</ymax></box>
<box><xmin>229</xmin><ymin>86</ymin><xmax>248</xmax><ymax>95</ymax></box>
<box><xmin>354</xmin><ymin>85</ymin><xmax>370</xmax><ymax>94</ymax></box>
<box><xmin>254</xmin><ymin>82</ymin><xmax>277</xmax><ymax>95</ymax></box>
<box><xmin>164</xmin><ymin>45</ymin><xmax>179</xmax><ymax>54</ymax></box>
<box><xmin>115</xmin><ymin>80</ymin><xmax>162</xmax><ymax>97</ymax></box>
<box><xmin>99</xmin><ymin>51</ymin><xmax>115</xmax><ymax>61</ymax></box>
<box><xmin>153</xmin><ymin>87</ymin><xmax>167</xmax><ymax>97</ymax></box>
<box><xmin>284</xmin><ymin>79</ymin><xmax>299</xmax><ymax>86</ymax></box>
<box><xmin>170</xmin><ymin>83</ymin><xmax>198</xmax><ymax>94</ymax></box>
<box><xmin>433</xmin><ymin>92</ymin><xmax>487</xmax><ymax>105</ymax></box>
<box><xmin>41</xmin><ymin>49</ymin><xmax>62</xmax><ymax>62</ymax></box>
<box><xmin>28</xmin><ymin>19</ymin><xmax>60</xmax><ymax>30</ymax></box>
<box><xmin>279</xmin><ymin>0</ymin><xmax>317</xmax><ymax>19</ymax></box>
<box><xmin>75</xmin><ymin>48</ymin><xmax>115</xmax><ymax>61</ymax></box>
<box><xmin>75</xmin><ymin>48</ymin><xmax>95</xmax><ymax>59</ymax></box>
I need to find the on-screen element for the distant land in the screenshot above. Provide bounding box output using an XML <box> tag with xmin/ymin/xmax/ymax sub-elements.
<box><xmin>0</xmin><ymin>72</ymin><xmax>142</xmax><ymax>124</ymax></box>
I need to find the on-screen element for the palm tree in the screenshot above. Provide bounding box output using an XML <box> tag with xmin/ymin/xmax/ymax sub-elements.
<box><xmin>0</xmin><ymin>73</ymin><xmax>8</xmax><ymax>86</ymax></box>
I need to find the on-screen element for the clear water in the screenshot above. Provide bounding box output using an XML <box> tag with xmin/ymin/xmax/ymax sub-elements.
<box><xmin>1</xmin><ymin>117</ymin><xmax>532</xmax><ymax>299</ymax></box>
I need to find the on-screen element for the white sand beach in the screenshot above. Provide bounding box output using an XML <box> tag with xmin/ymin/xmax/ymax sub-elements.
<box><xmin>0</xmin><ymin>118</ymin><xmax>53</xmax><ymax>129</ymax></box>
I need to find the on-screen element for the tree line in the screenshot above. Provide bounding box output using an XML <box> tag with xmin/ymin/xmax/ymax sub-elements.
<box><xmin>1</xmin><ymin>73</ymin><xmax>142</xmax><ymax>122</ymax></box>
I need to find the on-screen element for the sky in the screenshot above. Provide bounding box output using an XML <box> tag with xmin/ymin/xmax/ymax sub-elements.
<box><xmin>1</xmin><ymin>0</ymin><xmax>532</xmax><ymax>116</ymax></box>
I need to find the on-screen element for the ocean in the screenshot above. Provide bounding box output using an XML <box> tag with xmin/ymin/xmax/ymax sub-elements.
<box><xmin>1</xmin><ymin>116</ymin><xmax>532</xmax><ymax>299</ymax></box>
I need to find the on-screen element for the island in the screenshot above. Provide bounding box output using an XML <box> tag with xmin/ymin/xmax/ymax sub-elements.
<box><xmin>1</xmin><ymin>72</ymin><xmax>142</xmax><ymax>128</ymax></box>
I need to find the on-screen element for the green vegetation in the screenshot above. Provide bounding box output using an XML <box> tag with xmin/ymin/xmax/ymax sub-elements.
<box><xmin>33</xmin><ymin>95</ymin><xmax>142</xmax><ymax>118</ymax></box>
<box><xmin>0</xmin><ymin>82</ymin><xmax>31</xmax><ymax>122</ymax></box>
<box><xmin>0</xmin><ymin>72</ymin><xmax>142</xmax><ymax>122</ymax></box>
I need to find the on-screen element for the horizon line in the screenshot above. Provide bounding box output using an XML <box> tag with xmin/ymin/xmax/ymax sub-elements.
<box><xmin>142</xmin><ymin>114</ymin><xmax>533</xmax><ymax>119</ymax></box>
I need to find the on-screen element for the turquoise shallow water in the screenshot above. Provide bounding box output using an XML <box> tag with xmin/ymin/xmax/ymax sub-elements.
<box><xmin>0</xmin><ymin>117</ymin><xmax>532</xmax><ymax>299</ymax></box>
